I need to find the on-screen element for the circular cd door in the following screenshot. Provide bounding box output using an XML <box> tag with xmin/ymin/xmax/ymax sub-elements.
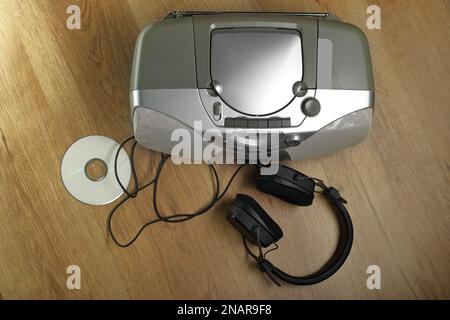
<box><xmin>210</xmin><ymin>28</ymin><xmax>303</xmax><ymax>116</ymax></box>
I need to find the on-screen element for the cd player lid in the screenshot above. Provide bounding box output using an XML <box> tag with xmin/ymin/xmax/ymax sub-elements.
<box><xmin>210</xmin><ymin>28</ymin><xmax>303</xmax><ymax>116</ymax></box>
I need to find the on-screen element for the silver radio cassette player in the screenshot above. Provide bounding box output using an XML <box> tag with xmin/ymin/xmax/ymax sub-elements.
<box><xmin>130</xmin><ymin>11</ymin><xmax>374</xmax><ymax>161</ymax></box>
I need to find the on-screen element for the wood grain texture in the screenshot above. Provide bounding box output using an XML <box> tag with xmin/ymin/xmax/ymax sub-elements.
<box><xmin>0</xmin><ymin>0</ymin><xmax>449</xmax><ymax>299</ymax></box>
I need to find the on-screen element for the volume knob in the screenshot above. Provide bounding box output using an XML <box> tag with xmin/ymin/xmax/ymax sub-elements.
<box><xmin>301</xmin><ymin>98</ymin><xmax>321</xmax><ymax>117</ymax></box>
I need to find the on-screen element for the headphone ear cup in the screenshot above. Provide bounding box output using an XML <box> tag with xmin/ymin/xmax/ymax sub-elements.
<box><xmin>228</xmin><ymin>194</ymin><xmax>283</xmax><ymax>247</ymax></box>
<box><xmin>256</xmin><ymin>165</ymin><xmax>315</xmax><ymax>206</ymax></box>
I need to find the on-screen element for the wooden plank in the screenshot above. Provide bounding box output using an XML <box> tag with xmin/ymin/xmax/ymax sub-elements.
<box><xmin>0</xmin><ymin>0</ymin><xmax>448</xmax><ymax>299</ymax></box>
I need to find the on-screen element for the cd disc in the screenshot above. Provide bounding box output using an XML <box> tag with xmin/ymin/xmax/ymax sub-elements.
<box><xmin>61</xmin><ymin>135</ymin><xmax>131</xmax><ymax>205</ymax></box>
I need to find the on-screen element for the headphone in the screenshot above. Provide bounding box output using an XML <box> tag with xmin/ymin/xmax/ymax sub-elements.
<box><xmin>227</xmin><ymin>165</ymin><xmax>353</xmax><ymax>286</ymax></box>
<box><xmin>109</xmin><ymin>137</ymin><xmax>354</xmax><ymax>286</ymax></box>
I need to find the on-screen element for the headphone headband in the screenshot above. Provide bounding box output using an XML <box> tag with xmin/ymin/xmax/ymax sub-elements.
<box><xmin>232</xmin><ymin>175</ymin><xmax>354</xmax><ymax>286</ymax></box>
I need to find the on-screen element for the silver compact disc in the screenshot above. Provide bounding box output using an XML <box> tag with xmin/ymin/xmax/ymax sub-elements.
<box><xmin>61</xmin><ymin>135</ymin><xmax>131</xmax><ymax>205</ymax></box>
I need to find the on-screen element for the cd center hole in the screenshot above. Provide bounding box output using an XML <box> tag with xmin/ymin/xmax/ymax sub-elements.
<box><xmin>84</xmin><ymin>158</ymin><xmax>108</xmax><ymax>182</ymax></box>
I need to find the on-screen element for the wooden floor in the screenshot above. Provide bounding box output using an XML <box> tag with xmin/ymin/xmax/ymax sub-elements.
<box><xmin>0</xmin><ymin>0</ymin><xmax>449</xmax><ymax>300</ymax></box>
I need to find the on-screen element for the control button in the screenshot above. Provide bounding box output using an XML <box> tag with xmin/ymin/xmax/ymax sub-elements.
<box><xmin>269</xmin><ymin>118</ymin><xmax>282</xmax><ymax>128</ymax></box>
<box><xmin>248</xmin><ymin>119</ymin><xmax>258</xmax><ymax>128</ymax></box>
<box><xmin>292</xmin><ymin>81</ymin><xmax>308</xmax><ymax>97</ymax></box>
<box><xmin>257</xmin><ymin>119</ymin><xmax>268</xmax><ymax>128</ymax></box>
<box><xmin>212</xmin><ymin>81</ymin><xmax>223</xmax><ymax>95</ymax></box>
<box><xmin>224</xmin><ymin>118</ymin><xmax>234</xmax><ymax>127</ymax></box>
<box><xmin>285</xmin><ymin>134</ymin><xmax>302</xmax><ymax>147</ymax></box>
<box><xmin>213</xmin><ymin>102</ymin><xmax>222</xmax><ymax>121</ymax></box>
<box><xmin>224</xmin><ymin>118</ymin><xmax>294</xmax><ymax>128</ymax></box>
<box><xmin>234</xmin><ymin>117</ymin><xmax>248</xmax><ymax>128</ymax></box>
<box><xmin>207</xmin><ymin>81</ymin><xmax>223</xmax><ymax>97</ymax></box>
<box><xmin>282</xmin><ymin>118</ymin><xmax>291</xmax><ymax>127</ymax></box>
<box><xmin>207</xmin><ymin>88</ymin><xmax>218</xmax><ymax>97</ymax></box>
<box><xmin>301</xmin><ymin>97</ymin><xmax>321</xmax><ymax>117</ymax></box>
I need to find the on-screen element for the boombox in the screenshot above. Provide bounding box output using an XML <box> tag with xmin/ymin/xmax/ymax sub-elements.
<box><xmin>130</xmin><ymin>11</ymin><xmax>374</xmax><ymax>161</ymax></box>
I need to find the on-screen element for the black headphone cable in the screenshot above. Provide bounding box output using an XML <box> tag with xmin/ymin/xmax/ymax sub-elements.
<box><xmin>107</xmin><ymin>136</ymin><xmax>248</xmax><ymax>247</ymax></box>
